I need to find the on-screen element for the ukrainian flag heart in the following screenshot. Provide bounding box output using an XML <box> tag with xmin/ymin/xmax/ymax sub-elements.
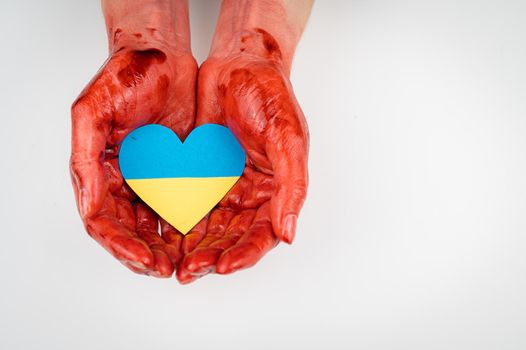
<box><xmin>119</xmin><ymin>124</ymin><xmax>245</xmax><ymax>234</ymax></box>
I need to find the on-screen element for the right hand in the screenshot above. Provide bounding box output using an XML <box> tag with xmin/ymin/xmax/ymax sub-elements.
<box><xmin>176</xmin><ymin>29</ymin><xmax>309</xmax><ymax>283</ymax></box>
<box><xmin>70</xmin><ymin>41</ymin><xmax>197</xmax><ymax>277</ymax></box>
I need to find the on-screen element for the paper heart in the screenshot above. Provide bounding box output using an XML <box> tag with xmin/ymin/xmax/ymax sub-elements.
<box><xmin>119</xmin><ymin>124</ymin><xmax>245</xmax><ymax>234</ymax></box>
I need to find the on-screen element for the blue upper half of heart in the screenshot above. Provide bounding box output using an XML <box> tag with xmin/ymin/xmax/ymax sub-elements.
<box><xmin>119</xmin><ymin>124</ymin><xmax>246</xmax><ymax>179</ymax></box>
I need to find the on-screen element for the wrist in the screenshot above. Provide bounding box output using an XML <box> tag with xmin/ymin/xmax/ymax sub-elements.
<box><xmin>102</xmin><ymin>0</ymin><xmax>191</xmax><ymax>54</ymax></box>
<box><xmin>209</xmin><ymin>0</ymin><xmax>309</xmax><ymax>72</ymax></box>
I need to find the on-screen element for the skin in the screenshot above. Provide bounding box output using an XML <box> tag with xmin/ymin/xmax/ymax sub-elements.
<box><xmin>177</xmin><ymin>0</ymin><xmax>313</xmax><ymax>283</ymax></box>
<box><xmin>71</xmin><ymin>0</ymin><xmax>312</xmax><ymax>282</ymax></box>
<box><xmin>70</xmin><ymin>0</ymin><xmax>196</xmax><ymax>276</ymax></box>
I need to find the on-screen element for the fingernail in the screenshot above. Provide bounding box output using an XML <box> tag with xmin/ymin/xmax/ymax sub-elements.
<box><xmin>282</xmin><ymin>214</ymin><xmax>297</xmax><ymax>244</ymax></box>
<box><xmin>128</xmin><ymin>260</ymin><xmax>147</xmax><ymax>270</ymax></box>
<box><xmin>79</xmin><ymin>189</ymin><xmax>90</xmax><ymax>217</ymax></box>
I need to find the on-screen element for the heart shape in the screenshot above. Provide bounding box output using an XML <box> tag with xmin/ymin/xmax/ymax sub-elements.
<box><xmin>119</xmin><ymin>124</ymin><xmax>245</xmax><ymax>234</ymax></box>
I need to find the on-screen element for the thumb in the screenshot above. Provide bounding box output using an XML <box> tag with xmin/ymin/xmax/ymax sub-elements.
<box><xmin>70</xmin><ymin>99</ymin><xmax>109</xmax><ymax>219</ymax></box>
<box><xmin>267</xmin><ymin>127</ymin><xmax>309</xmax><ymax>244</ymax></box>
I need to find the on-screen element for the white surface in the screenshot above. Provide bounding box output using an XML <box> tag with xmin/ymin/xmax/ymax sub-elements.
<box><xmin>1</xmin><ymin>1</ymin><xmax>526</xmax><ymax>349</ymax></box>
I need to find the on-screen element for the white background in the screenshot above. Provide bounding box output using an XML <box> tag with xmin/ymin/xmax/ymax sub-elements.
<box><xmin>1</xmin><ymin>1</ymin><xmax>525</xmax><ymax>349</ymax></box>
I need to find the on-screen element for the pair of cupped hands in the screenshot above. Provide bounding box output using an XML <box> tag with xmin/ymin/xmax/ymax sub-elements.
<box><xmin>70</xmin><ymin>28</ymin><xmax>308</xmax><ymax>284</ymax></box>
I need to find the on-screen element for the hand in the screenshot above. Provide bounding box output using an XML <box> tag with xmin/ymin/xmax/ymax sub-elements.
<box><xmin>70</xmin><ymin>0</ymin><xmax>197</xmax><ymax>277</ymax></box>
<box><xmin>176</xmin><ymin>27</ymin><xmax>309</xmax><ymax>283</ymax></box>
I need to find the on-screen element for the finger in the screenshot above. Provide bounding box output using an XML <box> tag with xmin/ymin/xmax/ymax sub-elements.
<box><xmin>176</xmin><ymin>209</ymin><xmax>236</xmax><ymax>283</ymax></box>
<box><xmin>70</xmin><ymin>99</ymin><xmax>110</xmax><ymax>218</ymax></box>
<box><xmin>160</xmin><ymin>219</ymin><xmax>184</xmax><ymax>265</ymax></box>
<box><xmin>177</xmin><ymin>217</ymin><xmax>210</xmax><ymax>284</ymax></box>
<box><xmin>135</xmin><ymin>203</ymin><xmax>174</xmax><ymax>277</ymax></box>
<box><xmin>149</xmin><ymin>249</ymin><xmax>174</xmax><ymax>278</ymax></box>
<box><xmin>121</xmin><ymin>250</ymin><xmax>172</xmax><ymax>278</ymax></box>
<box><xmin>85</xmin><ymin>214</ymin><xmax>154</xmax><ymax>270</ymax></box>
<box><xmin>219</xmin><ymin>167</ymin><xmax>273</xmax><ymax>210</ymax></box>
<box><xmin>135</xmin><ymin>203</ymin><xmax>164</xmax><ymax>246</ymax></box>
<box><xmin>160</xmin><ymin>219</ymin><xmax>183</xmax><ymax>248</ymax></box>
<box><xmin>114</xmin><ymin>197</ymin><xmax>136</xmax><ymax>231</ymax></box>
<box><xmin>181</xmin><ymin>217</ymin><xmax>208</xmax><ymax>254</ymax></box>
<box><xmin>122</xmin><ymin>260</ymin><xmax>150</xmax><ymax>275</ymax></box>
<box><xmin>266</xmin><ymin>122</ymin><xmax>308</xmax><ymax>244</ymax></box>
<box><xmin>175</xmin><ymin>264</ymin><xmax>200</xmax><ymax>284</ymax></box>
<box><xmin>210</xmin><ymin>209</ymin><xmax>256</xmax><ymax>250</ymax></box>
<box><xmin>181</xmin><ymin>209</ymin><xmax>257</xmax><ymax>279</ymax></box>
<box><xmin>216</xmin><ymin>203</ymin><xmax>278</xmax><ymax>274</ymax></box>
<box><xmin>196</xmin><ymin>208</ymin><xmax>236</xmax><ymax>248</ymax></box>
<box><xmin>177</xmin><ymin>247</ymin><xmax>223</xmax><ymax>284</ymax></box>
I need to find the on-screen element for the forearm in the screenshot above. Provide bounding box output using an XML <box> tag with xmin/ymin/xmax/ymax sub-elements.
<box><xmin>209</xmin><ymin>0</ymin><xmax>313</xmax><ymax>72</ymax></box>
<box><xmin>102</xmin><ymin>0</ymin><xmax>191</xmax><ymax>53</ymax></box>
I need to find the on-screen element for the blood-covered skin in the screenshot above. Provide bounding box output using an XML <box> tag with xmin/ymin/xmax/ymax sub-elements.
<box><xmin>177</xmin><ymin>27</ymin><xmax>309</xmax><ymax>283</ymax></box>
<box><xmin>72</xmin><ymin>0</ymin><xmax>311</xmax><ymax>282</ymax></box>
<box><xmin>70</xmin><ymin>16</ymin><xmax>197</xmax><ymax>276</ymax></box>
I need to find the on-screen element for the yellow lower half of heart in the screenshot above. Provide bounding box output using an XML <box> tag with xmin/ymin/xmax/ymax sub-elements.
<box><xmin>126</xmin><ymin>176</ymin><xmax>240</xmax><ymax>234</ymax></box>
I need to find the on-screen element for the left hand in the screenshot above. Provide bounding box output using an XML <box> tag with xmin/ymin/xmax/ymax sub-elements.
<box><xmin>177</xmin><ymin>30</ymin><xmax>309</xmax><ymax>283</ymax></box>
<box><xmin>70</xmin><ymin>30</ymin><xmax>197</xmax><ymax>278</ymax></box>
